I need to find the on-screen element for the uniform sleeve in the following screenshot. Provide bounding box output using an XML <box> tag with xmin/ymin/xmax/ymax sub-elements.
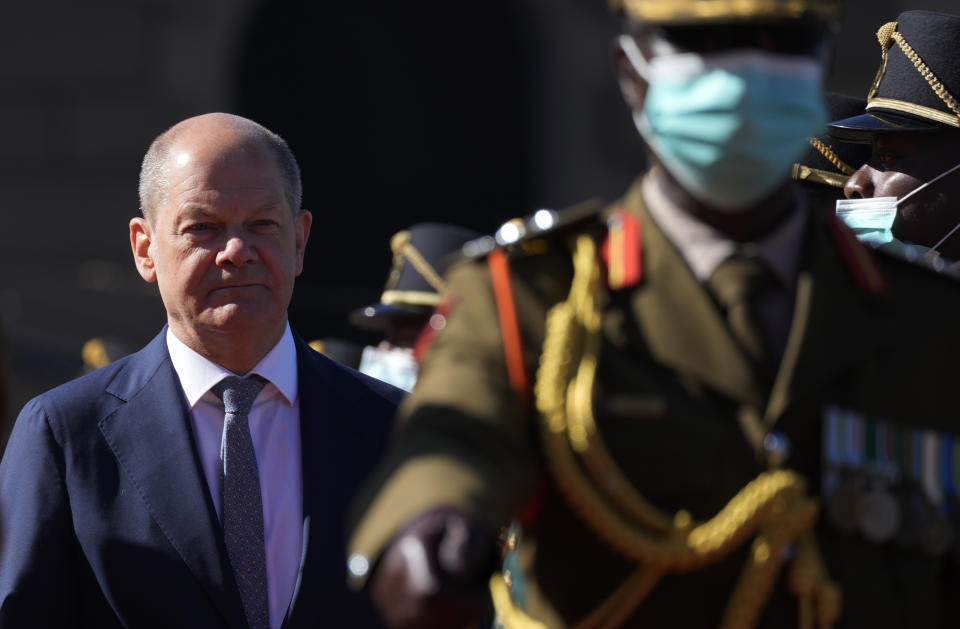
<box><xmin>0</xmin><ymin>399</ymin><xmax>80</xmax><ymax>627</ymax></box>
<box><xmin>348</xmin><ymin>257</ymin><xmax>554</xmax><ymax>567</ymax></box>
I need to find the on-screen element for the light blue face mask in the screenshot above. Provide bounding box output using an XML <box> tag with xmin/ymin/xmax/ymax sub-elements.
<box><xmin>836</xmin><ymin>197</ymin><xmax>931</xmax><ymax>260</ymax></box>
<box><xmin>835</xmin><ymin>197</ymin><xmax>899</xmax><ymax>246</ymax></box>
<box><xmin>620</xmin><ymin>36</ymin><xmax>828</xmax><ymax>213</ymax></box>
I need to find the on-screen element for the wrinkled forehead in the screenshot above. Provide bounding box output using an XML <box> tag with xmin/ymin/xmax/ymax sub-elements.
<box><xmin>162</xmin><ymin>142</ymin><xmax>286</xmax><ymax>210</ymax></box>
<box><xmin>167</xmin><ymin>129</ymin><xmax>277</xmax><ymax>171</ymax></box>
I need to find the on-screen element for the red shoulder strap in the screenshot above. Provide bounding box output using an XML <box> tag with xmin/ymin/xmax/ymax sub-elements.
<box><xmin>601</xmin><ymin>209</ymin><xmax>643</xmax><ymax>290</ymax></box>
<box><xmin>412</xmin><ymin>294</ymin><xmax>456</xmax><ymax>363</ymax></box>
<box><xmin>826</xmin><ymin>214</ymin><xmax>888</xmax><ymax>296</ymax></box>
<box><xmin>488</xmin><ymin>249</ymin><xmax>532</xmax><ymax>403</ymax></box>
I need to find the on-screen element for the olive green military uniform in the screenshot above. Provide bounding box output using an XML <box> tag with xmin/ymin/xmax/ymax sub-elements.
<box><xmin>350</xmin><ymin>177</ymin><xmax>960</xmax><ymax>628</ymax></box>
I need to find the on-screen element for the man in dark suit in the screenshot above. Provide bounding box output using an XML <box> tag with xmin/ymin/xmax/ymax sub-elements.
<box><xmin>0</xmin><ymin>113</ymin><xmax>403</xmax><ymax>628</ymax></box>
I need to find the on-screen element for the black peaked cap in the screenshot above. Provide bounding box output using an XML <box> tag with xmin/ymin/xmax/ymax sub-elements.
<box><xmin>830</xmin><ymin>10</ymin><xmax>960</xmax><ymax>141</ymax></box>
<box><xmin>349</xmin><ymin>223</ymin><xmax>479</xmax><ymax>331</ymax></box>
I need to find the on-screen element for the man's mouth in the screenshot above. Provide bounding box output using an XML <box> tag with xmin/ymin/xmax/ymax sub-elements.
<box><xmin>210</xmin><ymin>283</ymin><xmax>263</xmax><ymax>293</ymax></box>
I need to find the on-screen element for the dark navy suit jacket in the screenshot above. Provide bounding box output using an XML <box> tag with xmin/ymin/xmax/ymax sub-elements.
<box><xmin>0</xmin><ymin>328</ymin><xmax>402</xmax><ymax>628</ymax></box>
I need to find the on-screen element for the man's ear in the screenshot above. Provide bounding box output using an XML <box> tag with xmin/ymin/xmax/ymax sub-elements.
<box><xmin>294</xmin><ymin>209</ymin><xmax>312</xmax><ymax>276</ymax></box>
<box><xmin>130</xmin><ymin>217</ymin><xmax>157</xmax><ymax>283</ymax></box>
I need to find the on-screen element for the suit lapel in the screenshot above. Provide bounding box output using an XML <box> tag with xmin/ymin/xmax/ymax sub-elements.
<box><xmin>284</xmin><ymin>336</ymin><xmax>358</xmax><ymax>626</ymax></box>
<box><xmin>625</xmin><ymin>189</ymin><xmax>766</xmax><ymax>408</ymax></box>
<box><xmin>98</xmin><ymin>331</ymin><xmax>248</xmax><ymax>629</ymax></box>
<box><xmin>285</xmin><ymin>335</ymin><xmax>399</xmax><ymax>627</ymax></box>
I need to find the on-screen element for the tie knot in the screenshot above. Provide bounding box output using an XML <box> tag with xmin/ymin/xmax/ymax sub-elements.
<box><xmin>708</xmin><ymin>256</ymin><xmax>777</xmax><ymax>309</ymax></box>
<box><xmin>212</xmin><ymin>375</ymin><xmax>267</xmax><ymax>416</ymax></box>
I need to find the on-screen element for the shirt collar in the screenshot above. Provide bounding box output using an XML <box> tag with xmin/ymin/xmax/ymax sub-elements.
<box><xmin>642</xmin><ymin>174</ymin><xmax>806</xmax><ymax>286</ymax></box>
<box><xmin>166</xmin><ymin>323</ymin><xmax>299</xmax><ymax>409</ymax></box>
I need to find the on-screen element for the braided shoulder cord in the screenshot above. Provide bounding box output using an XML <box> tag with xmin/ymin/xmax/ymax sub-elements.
<box><xmin>519</xmin><ymin>234</ymin><xmax>841</xmax><ymax>629</ymax></box>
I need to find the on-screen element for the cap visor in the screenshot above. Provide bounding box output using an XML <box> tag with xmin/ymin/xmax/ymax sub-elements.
<box><xmin>829</xmin><ymin>112</ymin><xmax>944</xmax><ymax>142</ymax></box>
<box><xmin>348</xmin><ymin>303</ymin><xmax>432</xmax><ymax>330</ymax></box>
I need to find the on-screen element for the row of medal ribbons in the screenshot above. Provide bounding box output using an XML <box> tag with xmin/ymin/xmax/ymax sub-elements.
<box><xmin>822</xmin><ymin>407</ymin><xmax>960</xmax><ymax>557</ymax></box>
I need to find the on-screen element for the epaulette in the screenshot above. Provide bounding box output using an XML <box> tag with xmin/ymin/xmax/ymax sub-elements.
<box><xmin>457</xmin><ymin>199</ymin><xmax>607</xmax><ymax>262</ymax></box>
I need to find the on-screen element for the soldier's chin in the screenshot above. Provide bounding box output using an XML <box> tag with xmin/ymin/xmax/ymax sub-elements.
<box><xmin>896</xmin><ymin>194</ymin><xmax>952</xmax><ymax>248</ymax></box>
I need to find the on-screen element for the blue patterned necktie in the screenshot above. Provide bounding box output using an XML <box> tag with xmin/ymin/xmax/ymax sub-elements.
<box><xmin>212</xmin><ymin>375</ymin><xmax>270</xmax><ymax>629</ymax></box>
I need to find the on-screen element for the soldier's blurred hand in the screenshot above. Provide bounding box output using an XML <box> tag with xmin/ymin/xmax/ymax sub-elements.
<box><xmin>369</xmin><ymin>508</ymin><xmax>497</xmax><ymax>629</ymax></box>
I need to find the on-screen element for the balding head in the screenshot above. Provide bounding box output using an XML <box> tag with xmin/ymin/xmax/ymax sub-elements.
<box><xmin>138</xmin><ymin>113</ymin><xmax>302</xmax><ymax>223</ymax></box>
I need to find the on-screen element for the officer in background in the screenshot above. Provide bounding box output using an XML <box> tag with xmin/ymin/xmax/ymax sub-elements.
<box><xmin>79</xmin><ymin>337</ymin><xmax>136</xmax><ymax>375</ymax></box>
<box><xmin>349</xmin><ymin>223</ymin><xmax>478</xmax><ymax>391</ymax></box>
<box><xmin>308</xmin><ymin>224</ymin><xmax>478</xmax><ymax>376</ymax></box>
<box><xmin>793</xmin><ymin>93</ymin><xmax>871</xmax><ymax>213</ymax></box>
<box><xmin>307</xmin><ymin>337</ymin><xmax>365</xmax><ymax>370</ymax></box>
<box><xmin>831</xmin><ymin>11</ymin><xmax>960</xmax><ymax>259</ymax></box>
<box><xmin>349</xmin><ymin>2</ymin><xmax>960</xmax><ymax>628</ymax></box>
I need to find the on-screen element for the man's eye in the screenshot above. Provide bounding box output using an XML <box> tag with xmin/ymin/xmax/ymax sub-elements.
<box><xmin>252</xmin><ymin>220</ymin><xmax>279</xmax><ymax>230</ymax></box>
<box><xmin>184</xmin><ymin>223</ymin><xmax>212</xmax><ymax>233</ymax></box>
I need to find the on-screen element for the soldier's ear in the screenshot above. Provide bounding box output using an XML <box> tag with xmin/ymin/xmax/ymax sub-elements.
<box><xmin>130</xmin><ymin>217</ymin><xmax>157</xmax><ymax>283</ymax></box>
<box><xmin>612</xmin><ymin>39</ymin><xmax>646</xmax><ymax>111</ymax></box>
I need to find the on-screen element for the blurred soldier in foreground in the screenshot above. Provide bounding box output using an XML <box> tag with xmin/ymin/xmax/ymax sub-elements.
<box><xmin>349</xmin><ymin>223</ymin><xmax>478</xmax><ymax>391</ymax></box>
<box><xmin>349</xmin><ymin>2</ymin><xmax>960</xmax><ymax>628</ymax></box>
<box><xmin>832</xmin><ymin>11</ymin><xmax>960</xmax><ymax>259</ymax></box>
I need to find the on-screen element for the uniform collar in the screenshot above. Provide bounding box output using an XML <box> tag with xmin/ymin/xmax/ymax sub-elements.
<box><xmin>166</xmin><ymin>323</ymin><xmax>299</xmax><ymax>408</ymax></box>
<box><xmin>642</xmin><ymin>174</ymin><xmax>806</xmax><ymax>287</ymax></box>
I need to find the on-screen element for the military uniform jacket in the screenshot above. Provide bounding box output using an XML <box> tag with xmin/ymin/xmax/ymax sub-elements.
<box><xmin>350</xmin><ymin>179</ymin><xmax>960</xmax><ymax>629</ymax></box>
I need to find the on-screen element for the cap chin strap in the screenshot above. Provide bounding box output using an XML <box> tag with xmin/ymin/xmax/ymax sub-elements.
<box><xmin>791</xmin><ymin>137</ymin><xmax>855</xmax><ymax>188</ymax></box>
<box><xmin>807</xmin><ymin>137</ymin><xmax>857</xmax><ymax>176</ymax></box>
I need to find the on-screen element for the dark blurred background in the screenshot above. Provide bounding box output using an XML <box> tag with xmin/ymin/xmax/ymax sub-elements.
<box><xmin>0</xmin><ymin>0</ymin><xmax>954</xmax><ymax>440</ymax></box>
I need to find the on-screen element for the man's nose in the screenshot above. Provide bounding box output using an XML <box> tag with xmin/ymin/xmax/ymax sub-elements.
<box><xmin>216</xmin><ymin>234</ymin><xmax>258</xmax><ymax>267</ymax></box>
<box><xmin>844</xmin><ymin>165</ymin><xmax>875</xmax><ymax>200</ymax></box>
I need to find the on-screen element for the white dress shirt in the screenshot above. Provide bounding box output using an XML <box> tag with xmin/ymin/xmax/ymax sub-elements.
<box><xmin>167</xmin><ymin>324</ymin><xmax>302</xmax><ymax>629</ymax></box>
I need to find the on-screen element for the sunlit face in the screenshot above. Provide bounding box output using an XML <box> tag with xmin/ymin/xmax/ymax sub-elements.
<box><xmin>844</xmin><ymin>131</ymin><xmax>960</xmax><ymax>255</ymax></box>
<box><xmin>132</xmin><ymin>139</ymin><xmax>311</xmax><ymax>347</ymax></box>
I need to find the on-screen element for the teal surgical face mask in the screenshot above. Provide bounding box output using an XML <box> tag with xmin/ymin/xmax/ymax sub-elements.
<box><xmin>619</xmin><ymin>35</ymin><xmax>828</xmax><ymax>213</ymax></box>
<box><xmin>835</xmin><ymin>196</ymin><xmax>931</xmax><ymax>260</ymax></box>
<box><xmin>835</xmin><ymin>197</ymin><xmax>898</xmax><ymax>246</ymax></box>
